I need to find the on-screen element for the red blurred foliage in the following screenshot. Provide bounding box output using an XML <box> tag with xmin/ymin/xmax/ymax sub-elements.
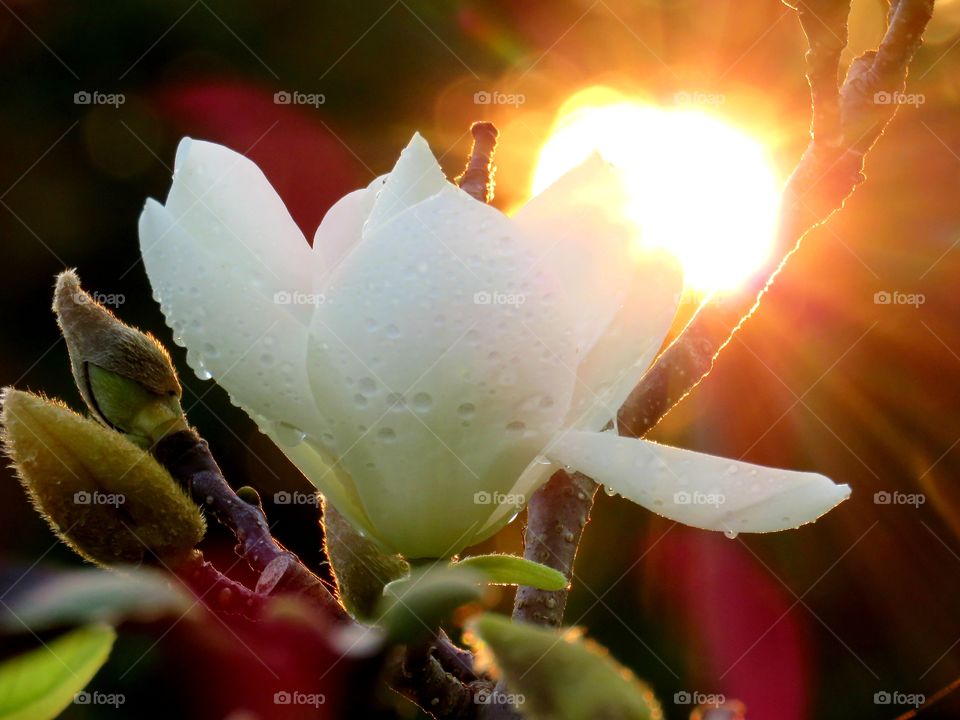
<box><xmin>156</xmin><ymin>80</ymin><xmax>365</xmax><ymax>242</ymax></box>
<box><xmin>646</xmin><ymin>528</ymin><xmax>811</xmax><ymax>720</ymax></box>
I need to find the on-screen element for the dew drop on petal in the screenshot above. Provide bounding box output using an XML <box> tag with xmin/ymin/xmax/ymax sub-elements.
<box><xmin>273</xmin><ymin>421</ymin><xmax>306</xmax><ymax>448</ymax></box>
<box><xmin>724</xmin><ymin>529</ymin><xmax>739</xmax><ymax>539</ymax></box>
<box><xmin>378</xmin><ymin>427</ymin><xmax>396</xmax><ymax>442</ymax></box>
<box><xmin>457</xmin><ymin>402</ymin><xmax>476</xmax><ymax>420</ymax></box>
<box><xmin>412</xmin><ymin>392</ymin><xmax>433</xmax><ymax>412</ymax></box>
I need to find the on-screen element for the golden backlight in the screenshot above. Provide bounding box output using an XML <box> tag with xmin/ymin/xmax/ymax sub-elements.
<box><xmin>532</xmin><ymin>91</ymin><xmax>781</xmax><ymax>293</ymax></box>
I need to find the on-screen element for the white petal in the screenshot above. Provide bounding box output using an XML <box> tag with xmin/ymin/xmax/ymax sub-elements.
<box><xmin>303</xmin><ymin>187</ymin><xmax>579</xmax><ymax>558</ymax></box>
<box><xmin>564</xmin><ymin>249</ymin><xmax>682</xmax><ymax>431</ymax></box>
<box><xmin>163</xmin><ymin>137</ymin><xmax>313</xmax><ymax>318</ymax></box>
<box><xmin>546</xmin><ymin>431</ymin><xmax>851</xmax><ymax>533</ymax></box>
<box><xmin>363</xmin><ymin>133</ymin><xmax>450</xmax><ymax>236</ymax></box>
<box><xmin>512</xmin><ymin>153</ymin><xmax>638</xmax><ymax>353</ymax></box>
<box><xmin>139</xmin><ymin>200</ymin><xmax>320</xmax><ymax>433</ymax></box>
<box><xmin>311</xmin><ymin>175</ymin><xmax>386</xmax><ymax>286</ymax></box>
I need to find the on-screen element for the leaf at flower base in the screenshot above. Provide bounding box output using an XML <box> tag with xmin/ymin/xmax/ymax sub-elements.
<box><xmin>0</xmin><ymin>567</ymin><xmax>193</xmax><ymax>634</ymax></box>
<box><xmin>377</xmin><ymin>564</ymin><xmax>488</xmax><ymax>645</ymax></box>
<box><xmin>0</xmin><ymin>624</ymin><xmax>116</xmax><ymax>720</ymax></box>
<box><xmin>323</xmin><ymin>500</ymin><xmax>409</xmax><ymax>620</ymax></box>
<box><xmin>468</xmin><ymin>614</ymin><xmax>663</xmax><ymax>720</ymax></box>
<box><xmin>456</xmin><ymin>555</ymin><xmax>568</xmax><ymax>591</ymax></box>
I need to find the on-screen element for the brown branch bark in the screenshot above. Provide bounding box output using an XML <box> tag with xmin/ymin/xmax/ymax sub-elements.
<box><xmin>152</xmin><ymin>428</ymin><xmax>348</xmax><ymax>621</ymax></box>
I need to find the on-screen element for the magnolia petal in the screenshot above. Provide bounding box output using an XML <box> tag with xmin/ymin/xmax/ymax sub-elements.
<box><xmin>304</xmin><ymin>186</ymin><xmax>579</xmax><ymax>558</ymax></box>
<box><xmin>139</xmin><ymin>200</ymin><xmax>320</xmax><ymax>432</ymax></box>
<box><xmin>164</xmin><ymin>138</ymin><xmax>313</xmax><ymax>314</ymax></box>
<box><xmin>564</xmin><ymin>249</ymin><xmax>682</xmax><ymax>432</ymax></box>
<box><xmin>512</xmin><ymin>153</ymin><xmax>638</xmax><ymax>353</ymax></box>
<box><xmin>546</xmin><ymin>431</ymin><xmax>851</xmax><ymax>533</ymax></box>
<box><xmin>363</xmin><ymin>133</ymin><xmax>450</xmax><ymax>236</ymax></box>
<box><xmin>312</xmin><ymin>175</ymin><xmax>387</xmax><ymax>286</ymax></box>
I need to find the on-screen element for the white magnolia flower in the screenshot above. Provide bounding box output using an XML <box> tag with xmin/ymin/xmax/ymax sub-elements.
<box><xmin>139</xmin><ymin>133</ymin><xmax>850</xmax><ymax>559</ymax></box>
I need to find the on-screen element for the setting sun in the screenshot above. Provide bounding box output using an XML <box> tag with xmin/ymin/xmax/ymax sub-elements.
<box><xmin>532</xmin><ymin>90</ymin><xmax>781</xmax><ymax>293</ymax></box>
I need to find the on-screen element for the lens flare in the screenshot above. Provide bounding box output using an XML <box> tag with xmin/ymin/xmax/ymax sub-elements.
<box><xmin>532</xmin><ymin>91</ymin><xmax>781</xmax><ymax>293</ymax></box>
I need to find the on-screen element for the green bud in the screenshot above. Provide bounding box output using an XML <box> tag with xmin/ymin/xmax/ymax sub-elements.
<box><xmin>323</xmin><ymin>499</ymin><xmax>409</xmax><ymax>619</ymax></box>
<box><xmin>53</xmin><ymin>270</ymin><xmax>185</xmax><ymax>444</ymax></box>
<box><xmin>1</xmin><ymin>389</ymin><xmax>205</xmax><ymax>566</ymax></box>
<box><xmin>468</xmin><ymin>614</ymin><xmax>664</xmax><ymax>720</ymax></box>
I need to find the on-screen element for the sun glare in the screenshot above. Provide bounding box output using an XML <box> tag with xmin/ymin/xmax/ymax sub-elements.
<box><xmin>532</xmin><ymin>91</ymin><xmax>781</xmax><ymax>293</ymax></box>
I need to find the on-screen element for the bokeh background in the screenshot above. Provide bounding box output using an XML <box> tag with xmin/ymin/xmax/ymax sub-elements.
<box><xmin>2</xmin><ymin>0</ymin><xmax>960</xmax><ymax>718</ymax></box>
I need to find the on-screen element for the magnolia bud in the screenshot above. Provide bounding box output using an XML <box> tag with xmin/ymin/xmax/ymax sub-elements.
<box><xmin>1</xmin><ymin>389</ymin><xmax>205</xmax><ymax>566</ymax></box>
<box><xmin>53</xmin><ymin>270</ymin><xmax>186</xmax><ymax>445</ymax></box>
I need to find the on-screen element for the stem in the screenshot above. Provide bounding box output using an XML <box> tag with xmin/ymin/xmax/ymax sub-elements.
<box><xmin>456</xmin><ymin>122</ymin><xmax>499</xmax><ymax>203</ymax></box>
<box><xmin>153</xmin><ymin>428</ymin><xmax>348</xmax><ymax>621</ymax></box>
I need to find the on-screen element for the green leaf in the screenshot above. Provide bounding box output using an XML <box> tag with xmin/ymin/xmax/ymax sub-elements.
<box><xmin>0</xmin><ymin>567</ymin><xmax>192</xmax><ymax>633</ymax></box>
<box><xmin>457</xmin><ymin>555</ymin><xmax>568</xmax><ymax>591</ymax></box>
<box><xmin>0</xmin><ymin>624</ymin><xmax>116</xmax><ymax>720</ymax></box>
<box><xmin>468</xmin><ymin>614</ymin><xmax>663</xmax><ymax>720</ymax></box>
<box><xmin>377</xmin><ymin>564</ymin><xmax>487</xmax><ymax>644</ymax></box>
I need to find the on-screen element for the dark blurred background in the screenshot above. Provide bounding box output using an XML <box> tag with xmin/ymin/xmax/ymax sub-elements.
<box><xmin>2</xmin><ymin>1</ymin><xmax>960</xmax><ymax>718</ymax></box>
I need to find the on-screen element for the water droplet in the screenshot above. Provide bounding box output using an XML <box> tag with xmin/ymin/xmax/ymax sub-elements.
<box><xmin>353</xmin><ymin>394</ymin><xmax>368</xmax><ymax>408</ymax></box>
<box><xmin>201</xmin><ymin>342</ymin><xmax>219</xmax><ymax>359</ymax></box>
<box><xmin>534</xmin><ymin>455</ymin><xmax>552</xmax><ymax>465</ymax></box>
<box><xmin>505</xmin><ymin>420</ymin><xmax>526</xmax><ymax>433</ymax></box>
<box><xmin>378</xmin><ymin>427</ymin><xmax>396</xmax><ymax>442</ymax></box>
<box><xmin>358</xmin><ymin>377</ymin><xmax>377</xmax><ymax>395</ymax></box>
<box><xmin>724</xmin><ymin>529</ymin><xmax>738</xmax><ymax>539</ymax></box>
<box><xmin>604</xmin><ymin>485</ymin><xmax>617</xmax><ymax>497</ymax></box>
<box><xmin>412</xmin><ymin>392</ymin><xmax>433</xmax><ymax>411</ymax></box>
<box><xmin>725</xmin><ymin>464</ymin><xmax>739</xmax><ymax>475</ymax></box>
<box><xmin>457</xmin><ymin>402</ymin><xmax>476</xmax><ymax>420</ymax></box>
<box><xmin>195</xmin><ymin>363</ymin><xmax>213</xmax><ymax>381</ymax></box>
<box><xmin>385</xmin><ymin>324</ymin><xmax>401</xmax><ymax>339</ymax></box>
<box><xmin>260</xmin><ymin>352</ymin><xmax>275</xmax><ymax>367</ymax></box>
<box><xmin>273</xmin><ymin>421</ymin><xmax>306</xmax><ymax>448</ymax></box>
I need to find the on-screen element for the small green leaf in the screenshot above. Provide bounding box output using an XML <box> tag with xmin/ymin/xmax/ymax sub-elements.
<box><xmin>377</xmin><ymin>564</ymin><xmax>487</xmax><ymax>644</ymax></box>
<box><xmin>323</xmin><ymin>500</ymin><xmax>409</xmax><ymax>619</ymax></box>
<box><xmin>0</xmin><ymin>567</ymin><xmax>192</xmax><ymax>633</ymax></box>
<box><xmin>468</xmin><ymin>614</ymin><xmax>663</xmax><ymax>720</ymax></box>
<box><xmin>0</xmin><ymin>624</ymin><xmax>116</xmax><ymax>720</ymax></box>
<box><xmin>457</xmin><ymin>555</ymin><xmax>568</xmax><ymax>591</ymax></box>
